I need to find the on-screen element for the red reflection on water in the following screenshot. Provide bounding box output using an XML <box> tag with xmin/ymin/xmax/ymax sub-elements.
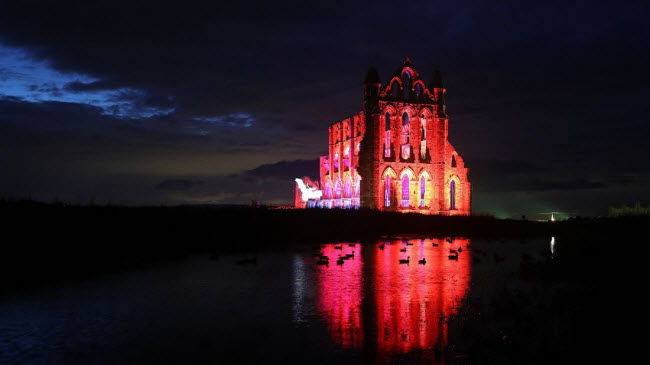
<box><xmin>315</xmin><ymin>238</ymin><xmax>471</xmax><ymax>355</ymax></box>
<box><xmin>316</xmin><ymin>243</ymin><xmax>364</xmax><ymax>348</ymax></box>
<box><xmin>376</xmin><ymin>237</ymin><xmax>471</xmax><ymax>354</ymax></box>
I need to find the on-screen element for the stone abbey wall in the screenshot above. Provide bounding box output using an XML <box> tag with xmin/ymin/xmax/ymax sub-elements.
<box><xmin>295</xmin><ymin>58</ymin><xmax>471</xmax><ymax>215</ymax></box>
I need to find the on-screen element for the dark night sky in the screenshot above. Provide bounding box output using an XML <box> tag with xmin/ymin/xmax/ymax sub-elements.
<box><xmin>1</xmin><ymin>1</ymin><xmax>648</xmax><ymax>217</ymax></box>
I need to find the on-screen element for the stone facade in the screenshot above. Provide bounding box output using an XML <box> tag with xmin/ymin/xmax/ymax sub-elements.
<box><xmin>294</xmin><ymin>58</ymin><xmax>471</xmax><ymax>215</ymax></box>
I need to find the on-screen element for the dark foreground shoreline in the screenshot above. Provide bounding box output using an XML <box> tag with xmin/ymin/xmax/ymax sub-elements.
<box><xmin>1</xmin><ymin>200</ymin><xmax>646</xmax><ymax>290</ymax></box>
<box><xmin>1</xmin><ymin>200</ymin><xmax>646</xmax><ymax>363</ymax></box>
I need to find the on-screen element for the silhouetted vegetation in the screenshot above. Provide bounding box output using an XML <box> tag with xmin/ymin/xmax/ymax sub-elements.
<box><xmin>609</xmin><ymin>201</ymin><xmax>649</xmax><ymax>216</ymax></box>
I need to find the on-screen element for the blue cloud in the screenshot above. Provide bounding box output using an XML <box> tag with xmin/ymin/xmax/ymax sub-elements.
<box><xmin>0</xmin><ymin>45</ymin><xmax>175</xmax><ymax>118</ymax></box>
<box><xmin>192</xmin><ymin>113</ymin><xmax>255</xmax><ymax>128</ymax></box>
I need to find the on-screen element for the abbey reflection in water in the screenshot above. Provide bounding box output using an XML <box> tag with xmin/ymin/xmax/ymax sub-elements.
<box><xmin>307</xmin><ymin>238</ymin><xmax>471</xmax><ymax>354</ymax></box>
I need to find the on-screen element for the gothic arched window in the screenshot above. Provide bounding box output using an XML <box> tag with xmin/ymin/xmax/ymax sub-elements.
<box><xmin>451</xmin><ymin>155</ymin><xmax>457</xmax><ymax>167</ymax></box>
<box><xmin>324</xmin><ymin>181</ymin><xmax>332</xmax><ymax>199</ymax></box>
<box><xmin>415</xmin><ymin>83</ymin><xmax>422</xmax><ymax>100</ymax></box>
<box><xmin>420</xmin><ymin>176</ymin><xmax>426</xmax><ymax>207</ymax></box>
<box><xmin>401</xmin><ymin>174</ymin><xmax>410</xmax><ymax>207</ymax></box>
<box><xmin>384</xmin><ymin>112</ymin><xmax>391</xmax><ymax>158</ymax></box>
<box><xmin>384</xmin><ymin>175</ymin><xmax>391</xmax><ymax>207</ymax></box>
<box><xmin>403</xmin><ymin>71</ymin><xmax>411</xmax><ymax>99</ymax></box>
<box><xmin>344</xmin><ymin>179</ymin><xmax>352</xmax><ymax>198</ymax></box>
<box><xmin>334</xmin><ymin>180</ymin><xmax>341</xmax><ymax>199</ymax></box>
<box><xmin>401</xmin><ymin>112</ymin><xmax>410</xmax><ymax>159</ymax></box>
<box><xmin>450</xmin><ymin>180</ymin><xmax>456</xmax><ymax>210</ymax></box>
<box><xmin>391</xmin><ymin>81</ymin><xmax>399</xmax><ymax>99</ymax></box>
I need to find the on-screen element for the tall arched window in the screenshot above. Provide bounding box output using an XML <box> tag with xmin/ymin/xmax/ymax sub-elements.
<box><xmin>450</xmin><ymin>180</ymin><xmax>456</xmax><ymax>210</ymax></box>
<box><xmin>391</xmin><ymin>81</ymin><xmax>399</xmax><ymax>98</ymax></box>
<box><xmin>421</xmin><ymin>120</ymin><xmax>426</xmax><ymax>141</ymax></box>
<box><xmin>324</xmin><ymin>181</ymin><xmax>332</xmax><ymax>199</ymax></box>
<box><xmin>403</xmin><ymin>71</ymin><xmax>411</xmax><ymax>99</ymax></box>
<box><xmin>334</xmin><ymin>180</ymin><xmax>341</xmax><ymax>199</ymax></box>
<box><xmin>401</xmin><ymin>174</ymin><xmax>410</xmax><ymax>207</ymax></box>
<box><xmin>384</xmin><ymin>112</ymin><xmax>391</xmax><ymax>158</ymax></box>
<box><xmin>384</xmin><ymin>175</ymin><xmax>391</xmax><ymax>207</ymax></box>
<box><xmin>420</xmin><ymin>118</ymin><xmax>427</xmax><ymax>159</ymax></box>
<box><xmin>420</xmin><ymin>176</ymin><xmax>426</xmax><ymax>207</ymax></box>
<box><xmin>401</xmin><ymin>112</ymin><xmax>410</xmax><ymax>159</ymax></box>
<box><xmin>415</xmin><ymin>83</ymin><xmax>422</xmax><ymax>100</ymax></box>
<box><xmin>344</xmin><ymin>179</ymin><xmax>352</xmax><ymax>198</ymax></box>
<box><xmin>451</xmin><ymin>155</ymin><xmax>457</xmax><ymax>167</ymax></box>
<box><xmin>324</xmin><ymin>181</ymin><xmax>332</xmax><ymax>208</ymax></box>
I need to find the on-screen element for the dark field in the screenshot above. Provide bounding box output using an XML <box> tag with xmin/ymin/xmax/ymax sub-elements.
<box><xmin>0</xmin><ymin>201</ymin><xmax>645</xmax><ymax>363</ymax></box>
<box><xmin>1</xmin><ymin>200</ymin><xmax>554</xmax><ymax>288</ymax></box>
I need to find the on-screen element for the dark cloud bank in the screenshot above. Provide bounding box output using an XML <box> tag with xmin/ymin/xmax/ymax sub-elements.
<box><xmin>1</xmin><ymin>0</ymin><xmax>649</xmax><ymax>216</ymax></box>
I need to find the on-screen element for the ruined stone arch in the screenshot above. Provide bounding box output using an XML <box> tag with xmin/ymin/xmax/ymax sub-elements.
<box><xmin>398</xmin><ymin>108</ymin><xmax>415</xmax><ymax>159</ymax></box>
<box><xmin>343</xmin><ymin>177</ymin><xmax>353</xmax><ymax>198</ymax></box>
<box><xmin>417</xmin><ymin>169</ymin><xmax>433</xmax><ymax>208</ymax></box>
<box><xmin>382</xmin><ymin>166</ymin><xmax>398</xmax><ymax>179</ymax></box>
<box><xmin>383</xmin><ymin>104</ymin><xmax>397</xmax><ymax>116</ymax></box>
<box><xmin>323</xmin><ymin>178</ymin><xmax>333</xmax><ymax>199</ymax></box>
<box><xmin>389</xmin><ymin>77</ymin><xmax>402</xmax><ymax>98</ymax></box>
<box><xmin>343</xmin><ymin>119</ymin><xmax>351</xmax><ymax>139</ymax></box>
<box><xmin>399</xmin><ymin>167</ymin><xmax>415</xmax><ymax>180</ymax></box>
<box><xmin>381</xmin><ymin>167</ymin><xmax>398</xmax><ymax>208</ymax></box>
<box><xmin>398</xmin><ymin>167</ymin><xmax>416</xmax><ymax>208</ymax></box>
<box><xmin>417</xmin><ymin>169</ymin><xmax>431</xmax><ymax>181</ymax></box>
<box><xmin>413</xmin><ymin>79</ymin><xmax>426</xmax><ymax>90</ymax></box>
<box><xmin>398</xmin><ymin>105</ymin><xmax>417</xmax><ymax>119</ymax></box>
<box><xmin>400</xmin><ymin>67</ymin><xmax>416</xmax><ymax>78</ymax></box>
<box><xmin>388</xmin><ymin>76</ymin><xmax>403</xmax><ymax>87</ymax></box>
<box><xmin>419</xmin><ymin>106</ymin><xmax>433</xmax><ymax>119</ymax></box>
<box><xmin>402</xmin><ymin>69</ymin><xmax>413</xmax><ymax>99</ymax></box>
<box><xmin>445</xmin><ymin>174</ymin><xmax>462</xmax><ymax>211</ymax></box>
<box><xmin>383</xmin><ymin>105</ymin><xmax>397</xmax><ymax>130</ymax></box>
<box><xmin>333</xmin><ymin>178</ymin><xmax>342</xmax><ymax>199</ymax></box>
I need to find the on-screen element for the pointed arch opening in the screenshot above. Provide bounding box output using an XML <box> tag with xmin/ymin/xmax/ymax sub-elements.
<box><xmin>450</xmin><ymin>180</ymin><xmax>456</xmax><ymax>210</ymax></box>
<box><xmin>384</xmin><ymin>112</ymin><xmax>391</xmax><ymax>158</ymax></box>
<box><xmin>420</xmin><ymin>117</ymin><xmax>427</xmax><ymax>159</ymax></box>
<box><xmin>420</xmin><ymin>176</ymin><xmax>426</xmax><ymax>207</ymax></box>
<box><xmin>384</xmin><ymin>174</ymin><xmax>391</xmax><ymax>207</ymax></box>
<box><xmin>391</xmin><ymin>81</ymin><xmax>399</xmax><ymax>99</ymax></box>
<box><xmin>343</xmin><ymin>178</ymin><xmax>353</xmax><ymax>208</ymax></box>
<box><xmin>403</xmin><ymin>71</ymin><xmax>411</xmax><ymax>99</ymax></box>
<box><xmin>401</xmin><ymin>174</ymin><xmax>410</xmax><ymax>207</ymax></box>
<box><xmin>323</xmin><ymin>179</ymin><xmax>333</xmax><ymax>208</ymax></box>
<box><xmin>334</xmin><ymin>179</ymin><xmax>342</xmax><ymax>208</ymax></box>
<box><xmin>401</xmin><ymin>112</ymin><xmax>410</xmax><ymax>159</ymax></box>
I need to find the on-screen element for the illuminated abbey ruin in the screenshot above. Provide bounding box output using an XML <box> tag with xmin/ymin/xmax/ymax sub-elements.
<box><xmin>294</xmin><ymin>58</ymin><xmax>471</xmax><ymax>215</ymax></box>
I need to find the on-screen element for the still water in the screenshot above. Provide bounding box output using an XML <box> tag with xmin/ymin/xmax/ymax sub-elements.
<box><xmin>0</xmin><ymin>237</ymin><xmax>549</xmax><ymax>364</ymax></box>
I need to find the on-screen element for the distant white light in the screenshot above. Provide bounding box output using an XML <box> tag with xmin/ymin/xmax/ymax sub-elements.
<box><xmin>295</xmin><ymin>178</ymin><xmax>323</xmax><ymax>201</ymax></box>
<box><xmin>550</xmin><ymin>236</ymin><xmax>555</xmax><ymax>257</ymax></box>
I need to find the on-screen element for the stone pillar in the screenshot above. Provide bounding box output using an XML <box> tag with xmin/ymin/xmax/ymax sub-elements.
<box><xmin>359</xmin><ymin>112</ymin><xmax>380</xmax><ymax>209</ymax></box>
